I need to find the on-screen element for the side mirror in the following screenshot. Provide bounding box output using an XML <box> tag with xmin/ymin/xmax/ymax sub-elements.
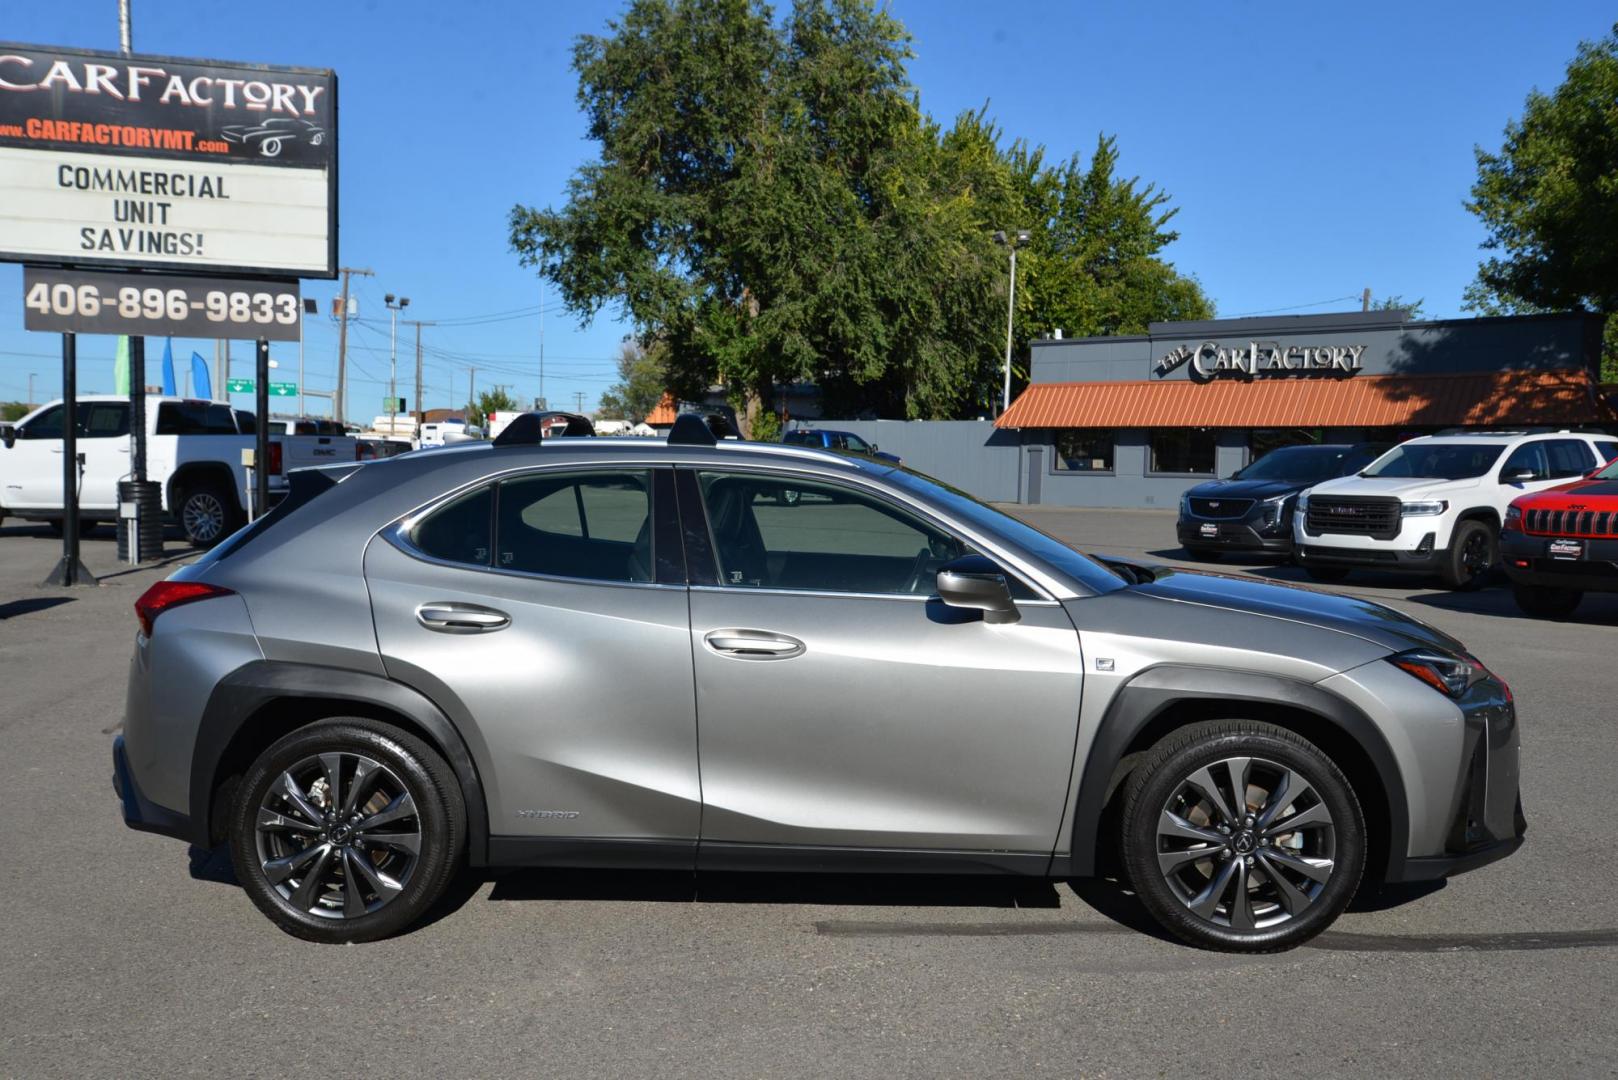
<box><xmin>869</xmin><ymin>443</ymin><xmax>879</xmax><ymax>452</ymax></box>
<box><xmin>1502</xmin><ymin>467</ymin><xmax>1536</xmax><ymax>484</ymax></box>
<box><xmin>0</xmin><ymin>425</ymin><xmax>14</xmax><ymax>449</ymax></box>
<box><xmin>935</xmin><ymin>554</ymin><xmax>1020</xmax><ymax>624</ymax></box>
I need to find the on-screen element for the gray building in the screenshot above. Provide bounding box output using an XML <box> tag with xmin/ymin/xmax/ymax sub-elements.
<box><xmin>995</xmin><ymin>309</ymin><xmax>1612</xmax><ymax>508</ymax></box>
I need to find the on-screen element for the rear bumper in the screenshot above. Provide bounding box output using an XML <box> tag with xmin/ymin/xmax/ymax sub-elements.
<box><xmin>112</xmin><ymin>734</ymin><xmax>195</xmax><ymax>844</ymax></box>
<box><xmin>1501</xmin><ymin>529</ymin><xmax>1618</xmax><ymax>592</ymax></box>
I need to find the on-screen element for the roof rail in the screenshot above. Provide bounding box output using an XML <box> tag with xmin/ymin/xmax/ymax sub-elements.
<box><xmin>669</xmin><ymin>412</ymin><xmax>744</xmax><ymax>446</ymax></box>
<box><xmin>492</xmin><ymin>411</ymin><xmax>596</xmax><ymax>446</ymax></box>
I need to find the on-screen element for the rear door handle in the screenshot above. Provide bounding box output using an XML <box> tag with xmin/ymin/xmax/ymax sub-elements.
<box><xmin>416</xmin><ymin>602</ymin><xmax>510</xmax><ymax>633</ymax></box>
<box><xmin>703</xmin><ymin>629</ymin><xmax>805</xmax><ymax>659</ymax></box>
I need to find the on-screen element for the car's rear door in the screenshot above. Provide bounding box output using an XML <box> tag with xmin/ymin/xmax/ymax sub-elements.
<box><xmin>681</xmin><ymin>467</ymin><xmax>1084</xmax><ymax>864</ymax></box>
<box><xmin>364</xmin><ymin>465</ymin><xmax>701</xmax><ymax>859</ymax></box>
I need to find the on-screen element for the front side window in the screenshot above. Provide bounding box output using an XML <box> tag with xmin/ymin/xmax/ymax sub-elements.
<box><xmin>842</xmin><ymin>433</ymin><xmax>872</xmax><ymax>454</ymax></box>
<box><xmin>697</xmin><ymin>471</ymin><xmax>969</xmax><ymax>595</ymax></box>
<box><xmin>1596</xmin><ymin>441</ymin><xmax>1618</xmax><ymax>464</ymax></box>
<box><xmin>1499</xmin><ymin>442</ymin><xmax>1549</xmax><ymax>481</ymax></box>
<box><xmin>1054</xmin><ymin>429</ymin><xmax>1115</xmax><ymax>472</ymax></box>
<box><xmin>1150</xmin><ymin>429</ymin><xmax>1217</xmax><ymax>475</ymax></box>
<box><xmin>20</xmin><ymin>405</ymin><xmax>64</xmax><ymax>439</ymax></box>
<box><xmin>497</xmin><ymin>471</ymin><xmax>652</xmax><ymax>582</ymax></box>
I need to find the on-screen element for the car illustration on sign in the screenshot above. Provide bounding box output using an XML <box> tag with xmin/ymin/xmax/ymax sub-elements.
<box><xmin>221</xmin><ymin>118</ymin><xmax>327</xmax><ymax>159</ymax></box>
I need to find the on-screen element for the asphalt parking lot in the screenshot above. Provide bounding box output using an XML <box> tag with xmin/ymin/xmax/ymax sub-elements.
<box><xmin>2</xmin><ymin>509</ymin><xmax>1616</xmax><ymax>1079</ymax></box>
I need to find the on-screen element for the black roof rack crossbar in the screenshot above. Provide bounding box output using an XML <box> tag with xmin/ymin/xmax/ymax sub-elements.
<box><xmin>669</xmin><ymin>412</ymin><xmax>743</xmax><ymax>445</ymax></box>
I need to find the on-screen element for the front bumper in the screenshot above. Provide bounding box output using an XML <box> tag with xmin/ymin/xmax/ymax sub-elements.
<box><xmin>1501</xmin><ymin>528</ymin><xmax>1618</xmax><ymax>592</ymax></box>
<box><xmin>1295</xmin><ymin>543</ymin><xmax>1444</xmax><ymax>572</ymax></box>
<box><xmin>112</xmin><ymin>734</ymin><xmax>194</xmax><ymax>844</ymax></box>
<box><xmin>1391</xmin><ymin>675</ymin><xmax>1526</xmax><ymax>882</ymax></box>
<box><xmin>1177</xmin><ymin>516</ymin><xmax>1294</xmax><ymax>553</ymax></box>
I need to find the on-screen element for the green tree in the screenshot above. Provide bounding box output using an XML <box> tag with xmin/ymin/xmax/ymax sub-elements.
<box><xmin>597</xmin><ymin>340</ymin><xmax>670</xmax><ymax>422</ymax></box>
<box><xmin>0</xmin><ymin>402</ymin><xmax>30</xmax><ymax>422</ymax></box>
<box><xmin>1372</xmin><ymin>294</ymin><xmax>1427</xmax><ymax>319</ymax></box>
<box><xmin>1465</xmin><ymin>24</ymin><xmax>1618</xmax><ymax>377</ymax></box>
<box><xmin>463</xmin><ymin>387</ymin><xmax>518</xmax><ymax>430</ymax></box>
<box><xmin>513</xmin><ymin>0</ymin><xmax>1211</xmax><ymax>423</ymax></box>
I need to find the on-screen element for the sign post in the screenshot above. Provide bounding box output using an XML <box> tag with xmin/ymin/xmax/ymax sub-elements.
<box><xmin>41</xmin><ymin>331</ymin><xmax>94</xmax><ymax>586</ymax></box>
<box><xmin>254</xmin><ymin>338</ymin><xmax>269</xmax><ymax>520</ymax></box>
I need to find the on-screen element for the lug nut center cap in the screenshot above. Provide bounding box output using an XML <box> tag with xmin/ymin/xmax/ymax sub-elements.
<box><xmin>1232</xmin><ymin>831</ymin><xmax>1256</xmax><ymax>854</ymax></box>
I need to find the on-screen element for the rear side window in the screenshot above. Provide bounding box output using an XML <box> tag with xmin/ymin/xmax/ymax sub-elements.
<box><xmin>1545</xmin><ymin>439</ymin><xmax>1595</xmax><ymax>479</ymax></box>
<box><xmin>83</xmin><ymin>403</ymin><xmax>130</xmax><ymax>438</ymax></box>
<box><xmin>496</xmin><ymin>471</ymin><xmax>652</xmax><ymax>582</ymax></box>
<box><xmin>412</xmin><ymin>487</ymin><xmax>493</xmax><ymax>567</ymax></box>
<box><xmin>157</xmin><ymin>401</ymin><xmax>240</xmax><ymax>434</ymax></box>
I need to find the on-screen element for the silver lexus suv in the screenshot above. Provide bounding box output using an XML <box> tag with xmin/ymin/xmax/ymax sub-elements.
<box><xmin>114</xmin><ymin>414</ymin><xmax>1525</xmax><ymax>951</ymax></box>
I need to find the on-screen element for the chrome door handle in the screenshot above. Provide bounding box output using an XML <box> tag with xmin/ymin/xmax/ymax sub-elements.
<box><xmin>416</xmin><ymin>602</ymin><xmax>510</xmax><ymax>633</ymax></box>
<box><xmin>703</xmin><ymin>629</ymin><xmax>805</xmax><ymax>659</ymax></box>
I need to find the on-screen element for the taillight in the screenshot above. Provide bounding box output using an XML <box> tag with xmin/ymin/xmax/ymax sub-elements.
<box><xmin>134</xmin><ymin>581</ymin><xmax>234</xmax><ymax>636</ymax></box>
<box><xmin>268</xmin><ymin>441</ymin><xmax>284</xmax><ymax>475</ymax></box>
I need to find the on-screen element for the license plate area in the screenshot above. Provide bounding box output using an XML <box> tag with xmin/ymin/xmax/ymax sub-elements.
<box><xmin>1548</xmin><ymin>538</ymin><xmax>1585</xmax><ymax>561</ymax></box>
<box><xmin>1199</xmin><ymin>523</ymin><xmax>1219</xmax><ymax>538</ymax></box>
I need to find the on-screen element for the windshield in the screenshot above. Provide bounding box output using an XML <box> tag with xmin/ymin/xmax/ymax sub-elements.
<box><xmin>1361</xmin><ymin>442</ymin><xmax>1505</xmax><ymax>480</ymax></box>
<box><xmin>1234</xmin><ymin>446</ymin><xmax>1352</xmax><ymax>482</ymax></box>
<box><xmin>882</xmin><ymin>466</ymin><xmax>1125</xmax><ymax>596</ymax></box>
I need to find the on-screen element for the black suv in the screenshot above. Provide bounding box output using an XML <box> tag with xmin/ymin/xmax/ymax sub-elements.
<box><xmin>1178</xmin><ymin>443</ymin><xmax>1390</xmax><ymax>560</ymax></box>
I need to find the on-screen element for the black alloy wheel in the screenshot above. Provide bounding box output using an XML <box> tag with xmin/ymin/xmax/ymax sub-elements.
<box><xmin>1441</xmin><ymin>520</ymin><xmax>1497</xmax><ymax>590</ymax></box>
<box><xmin>230</xmin><ymin>719</ymin><xmax>465</xmax><ymax>944</ymax></box>
<box><xmin>1120</xmin><ymin>720</ymin><xmax>1366</xmax><ymax>952</ymax></box>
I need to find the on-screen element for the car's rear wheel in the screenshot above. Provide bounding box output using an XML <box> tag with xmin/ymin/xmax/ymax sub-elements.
<box><xmin>1441</xmin><ymin>519</ymin><xmax>1497</xmax><ymax>590</ymax></box>
<box><xmin>229</xmin><ymin>719</ymin><xmax>465</xmax><ymax>944</ymax></box>
<box><xmin>1120</xmin><ymin>720</ymin><xmax>1366</xmax><ymax>952</ymax></box>
<box><xmin>1303</xmin><ymin>563</ymin><xmax>1350</xmax><ymax>583</ymax></box>
<box><xmin>177</xmin><ymin>480</ymin><xmax>242</xmax><ymax>548</ymax></box>
<box><xmin>1511</xmin><ymin>583</ymin><xmax>1582</xmax><ymax>619</ymax></box>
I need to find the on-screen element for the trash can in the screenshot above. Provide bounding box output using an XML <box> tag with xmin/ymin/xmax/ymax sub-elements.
<box><xmin>116</xmin><ymin>479</ymin><xmax>165</xmax><ymax>563</ymax></box>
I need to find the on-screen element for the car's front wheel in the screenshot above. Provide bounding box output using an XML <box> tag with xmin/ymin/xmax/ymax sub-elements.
<box><xmin>229</xmin><ymin>719</ymin><xmax>465</xmax><ymax>944</ymax></box>
<box><xmin>1441</xmin><ymin>519</ymin><xmax>1497</xmax><ymax>590</ymax></box>
<box><xmin>1120</xmin><ymin>720</ymin><xmax>1366</xmax><ymax>952</ymax></box>
<box><xmin>1511</xmin><ymin>583</ymin><xmax>1583</xmax><ymax>619</ymax></box>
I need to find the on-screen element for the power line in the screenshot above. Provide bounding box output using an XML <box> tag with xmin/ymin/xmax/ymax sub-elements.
<box><xmin>1226</xmin><ymin>295</ymin><xmax>1360</xmax><ymax>318</ymax></box>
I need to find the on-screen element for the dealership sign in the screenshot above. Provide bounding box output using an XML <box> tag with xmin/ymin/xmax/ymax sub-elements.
<box><xmin>0</xmin><ymin>43</ymin><xmax>336</xmax><ymax>279</ymax></box>
<box><xmin>1156</xmin><ymin>340</ymin><xmax>1366</xmax><ymax>381</ymax></box>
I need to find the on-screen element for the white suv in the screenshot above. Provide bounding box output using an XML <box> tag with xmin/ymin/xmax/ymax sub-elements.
<box><xmin>1294</xmin><ymin>431</ymin><xmax>1618</xmax><ymax>589</ymax></box>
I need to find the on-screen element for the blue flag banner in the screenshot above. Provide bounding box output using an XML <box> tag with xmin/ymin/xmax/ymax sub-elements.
<box><xmin>190</xmin><ymin>352</ymin><xmax>212</xmax><ymax>400</ymax></box>
<box><xmin>161</xmin><ymin>339</ymin><xmax>177</xmax><ymax>396</ymax></box>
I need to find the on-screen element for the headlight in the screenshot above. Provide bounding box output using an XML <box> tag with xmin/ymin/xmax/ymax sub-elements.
<box><xmin>1401</xmin><ymin>500</ymin><xmax>1448</xmax><ymax>517</ymax></box>
<box><xmin>1179</xmin><ymin>493</ymin><xmax>1191</xmax><ymax>515</ymax></box>
<box><xmin>1388</xmin><ymin>649</ymin><xmax>1491</xmax><ymax>699</ymax></box>
<box><xmin>1505</xmin><ymin>504</ymin><xmax>1523</xmax><ymax>530</ymax></box>
<box><xmin>1297</xmin><ymin>490</ymin><xmax>1310</xmax><ymax>511</ymax></box>
<box><xmin>1260</xmin><ymin>493</ymin><xmax>1293</xmax><ymax>524</ymax></box>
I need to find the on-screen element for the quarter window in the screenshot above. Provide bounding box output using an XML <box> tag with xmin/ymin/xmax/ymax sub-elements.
<box><xmin>1150</xmin><ymin>429</ymin><xmax>1218</xmax><ymax>475</ymax></box>
<box><xmin>411</xmin><ymin>486</ymin><xmax>493</xmax><ymax>567</ymax></box>
<box><xmin>496</xmin><ymin>471</ymin><xmax>652</xmax><ymax>582</ymax></box>
<box><xmin>1054</xmin><ymin>429</ymin><xmax>1115</xmax><ymax>472</ymax></box>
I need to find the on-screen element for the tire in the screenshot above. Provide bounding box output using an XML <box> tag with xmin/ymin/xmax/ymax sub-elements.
<box><xmin>1184</xmin><ymin>547</ymin><xmax>1222</xmax><ymax>562</ymax></box>
<box><xmin>1440</xmin><ymin>519</ymin><xmax>1497</xmax><ymax>590</ymax></box>
<box><xmin>177</xmin><ymin>479</ymin><xmax>243</xmax><ymax>548</ymax></box>
<box><xmin>229</xmin><ymin>718</ymin><xmax>466</xmax><ymax>944</ymax></box>
<box><xmin>1511</xmin><ymin>583</ymin><xmax>1582</xmax><ymax>619</ymax></box>
<box><xmin>1303</xmin><ymin>563</ymin><xmax>1350</xmax><ymax>583</ymax></box>
<box><xmin>1120</xmin><ymin>719</ymin><xmax>1366</xmax><ymax>952</ymax></box>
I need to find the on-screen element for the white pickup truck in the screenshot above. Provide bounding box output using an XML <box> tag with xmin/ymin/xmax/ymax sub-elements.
<box><xmin>0</xmin><ymin>395</ymin><xmax>357</xmax><ymax>547</ymax></box>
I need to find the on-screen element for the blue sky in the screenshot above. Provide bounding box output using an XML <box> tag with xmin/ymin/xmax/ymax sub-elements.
<box><xmin>1</xmin><ymin>0</ymin><xmax>1612</xmax><ymax>417</ymax></box>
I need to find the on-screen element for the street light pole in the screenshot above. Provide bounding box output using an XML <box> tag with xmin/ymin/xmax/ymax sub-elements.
<box><xmin>994</xmin><ymin>229</ymin><xmax>1031</xmax><ymax>414</ymax></box>
<box><xmin>384</xmin><ymin>294</ymin><xmax>410</xmax><ymax>433</ymax></box>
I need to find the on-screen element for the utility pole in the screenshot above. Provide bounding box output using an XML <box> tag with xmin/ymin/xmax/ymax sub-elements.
<box><xmin>119</xmin><ymin>0</ymin><xmax>132</xmax><ymax>54</ymax></box>
<box><xmin>384</xmin><ymin>294</ymin><xmax>410</xmax><ymax>432</ymax></box>
<box><xmin>538</xmin><ymin>279</ymin><xmax>546</xmax><ymax>411</ymax></box>
<box><xmin>27</xmin><ymin>372</ymin><xmax>35</xmax><ymax>408</ymax></box>
<box><xmin>467</xmin><ymin>367</ymin><xmax>475</xmax><ymax>415</ymax></box>
<box><xmin>573</xmin><ymin>391</ymin><xmax>585</xmax><ymax>414</ymax></box>
<box><xmin>334</xmin><ymin>266</ymin><xmax>374</xmax><ymax>424</ymax></box>
<box><xmin>1362</xmin><ymin>287</ymin><xmax>1372</xmax><ymax>312</ymax></box>
<box><xmin>405</xmin><ymin>320</ymin><xmax>436</xmax><ymax>428</ymax></box>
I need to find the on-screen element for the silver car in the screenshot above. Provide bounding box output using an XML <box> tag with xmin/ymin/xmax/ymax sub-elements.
<box><xmin>114</xmin><ymin>415</ymin><xmax>1524</xmax><ymax>950</ymax></box>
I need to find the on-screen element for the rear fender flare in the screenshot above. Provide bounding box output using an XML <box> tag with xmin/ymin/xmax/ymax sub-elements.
<box><xmin>189</xmin><ymin>660</ymin><xmax>491</xmax><ymax>865</ymax></box>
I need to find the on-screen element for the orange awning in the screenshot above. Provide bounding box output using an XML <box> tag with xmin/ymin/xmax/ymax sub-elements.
<box><xmin>995</xmin><ymin>370</ymin><xmax>1615</xmax><ymax>429</ymax></box>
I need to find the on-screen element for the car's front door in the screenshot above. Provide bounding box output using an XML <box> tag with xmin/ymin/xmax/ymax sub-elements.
<box><xmin>365</xmin><ymin>466</ymin><xmax>702</xmax><ymax>855</ymax></box>
<box><xmin>4</xmin><ymin>405</ymin><xmax>70</xmax><ymax>510</ymax></box>
<box><xmin>682</xmin><ymin>468</ymin><xmax>1085</xmax><ymax>862</ymax></box>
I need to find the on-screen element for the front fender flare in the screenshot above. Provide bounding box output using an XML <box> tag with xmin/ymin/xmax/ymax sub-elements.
<box><xmin>1066</xmin><ymin>665</ymin><xmax>1411</xmax><ymax>882</ymax></box>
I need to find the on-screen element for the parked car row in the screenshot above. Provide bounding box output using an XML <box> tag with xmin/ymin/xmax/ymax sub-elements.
<box><xmin>1176</xmin><ymin>429</ymin><xmax>1618</xmax><ymax>616</ymax></box>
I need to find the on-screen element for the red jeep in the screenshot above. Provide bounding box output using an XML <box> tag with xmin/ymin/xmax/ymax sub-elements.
<box><xmin>1502</xmin><ymin>456</ymin><xmax>1618</xmax><ymax>617</ymax></box>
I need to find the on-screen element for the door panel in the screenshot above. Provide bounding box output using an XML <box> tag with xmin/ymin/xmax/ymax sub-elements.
<box><xmin>363</xmin><ymin>471</ymin><xmax>700</xmax><ymax>842</ymax></box>
<box><xmin>79</xmin><ymin>402</ymin><xmax>131</xmax><ymax>511</ymax></box>
<box><xmin>689</xmin><ymin>588</ymin><xmax>1084</xmax><ymax>852</ymax></box>
<box><xmin>6</xmin><ymin>406</ymin><xmax>66</xmax><ymax>508</ymax></box>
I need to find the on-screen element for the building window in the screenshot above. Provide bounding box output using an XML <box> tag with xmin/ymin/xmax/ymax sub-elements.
<box><xmin>1053</xmin><ymin>429</ymin><xmax>1115</xmax><ymax>472</ymax></box>
<box><xmin>1150</xmin><ymin>429</ymin><xmax>1218</xmax><ymax>475</ymax></box>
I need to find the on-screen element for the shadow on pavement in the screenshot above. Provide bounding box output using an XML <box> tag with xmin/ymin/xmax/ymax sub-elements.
<box><xmin>0</xmin><ymin>596</ymin><xmax>75</xmax><ymax>619</ymax></box>
<box><xmin>485</xmin><ymin>868</ymin><xmax>1063</xmax><ymax>909</ymax></box>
